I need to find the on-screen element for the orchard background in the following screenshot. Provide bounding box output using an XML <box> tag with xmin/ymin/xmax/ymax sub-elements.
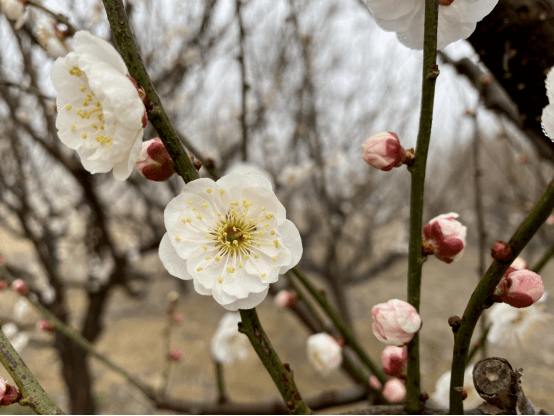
<box><xmin>0</xmin><ymin>0</ymin><xmax>553</xmax><ymax>414</ymax></box>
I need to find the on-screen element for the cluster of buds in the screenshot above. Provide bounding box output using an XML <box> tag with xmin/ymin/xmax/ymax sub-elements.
<box><xmin>361</xmin><ymin>132</ymin><xmax>414</xmax><ymax>171</ymax></box>
<box><xmin>12</xmin><ymin>279</ymin><xmax>29</xmax><ymax>296</ymax></box>
<box><xmin>422</xmin><ymin>213</ymin><xmax>466</xmax><ymax>263</ymax></box>
<box><xmin>372</xmin><ymin>299</ymin><xmax>422</xmax><ymax>346</ymax></box>
<box><xmin>274</xmin><ymin>290</ymin><xmax>298</xmax><ymax>308</ymax></box>
<box><xmin>0</xmin><ymin>377</ymin><xmax>20</xmax><ymax>406</ymax></box>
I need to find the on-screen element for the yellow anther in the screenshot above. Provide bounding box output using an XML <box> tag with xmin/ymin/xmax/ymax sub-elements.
<box><xmin>231</xmin><ymin>210</ymin><xmax>238</xmax><ymax>217</ymax></box>
<box><xmin>100</xmin><ymin>125</ymin><xmax>104</xmax><ymax>129</ymax></box>
<box><xmin>257</xmin><ymin>231</ymin><xmax>263</xmax><ymax>236</ymax></box>
<box><xmin>175</xmin><ymin>236</ymin><xmax>181</xmax><ymax>241</ymax></box>
<box><xmin>274</xmin><ymin>240</ymin><xmax>279</xmax><ymax>248</ymax></box>
<box><xmin>218</xmin><ymin>278</ymin><xmax>223</xmax><ymax>284</ymax></box>
<box><xmin>65</xmin><ymin>104</ymin><xmax>72</xmax><ymax>110</ymax></box>
<box><xmin>256</xmin><ymin>242</ymin><xmax>261</xmax><ymax>247</ymax></box>
<box><xmin>225</xmin><ymin>241</ymin><xmax>231</xmax><ymax>247</ymax></box>
<box><xmin>71</xmin><ymin>125</ymin><xmax>76</xmax><ymax>131</ymax></box>
<box><xmin>205</xmin><ymin>234</ymin><xmax>211</xmax><ymax>238</ymax></box>
<box><xmin>223</xmin><ymin>232</ymin><xmax>228</xmax><ymax>237</ymax></box>
<box><xmin>220</xmin><ymin>189</ymin><xmax>225</xmax><ymax>195</ymax></box>
<box><xmin>272</xmin><ymin>257</ymin><xmax>277</xmax><ymax>262</ymax></box>
<box><xmin>226</xmin><ymin>267</ymin><xmax>235</xmax><ymax>273</ymax></box>
<box><xmin>239</xmin><ymin>262</ymin><xmax>243</xmax><ymax>268</ymax></box>
<box><xmin>82</xmin><ymin>100</ymin><xmax>89</xmax><ymax>106</ymax></box>
<box><xmin>207</xmin><ymin>189</ymin><xmax>212</xmax><ymax>194</ymax></box>
<box><xmin>249</xmin><ymin>219</ymin><xmax>255</xmax><ymax>225</ymax></box>
<box><xmin>188</xmin><ymin>201</ymin><xmax>193</xmax><ymax>204</ymax></box>
<box><xmin>262</xmin><ymin>206</ymin><xmax>266</xmax><ymax>211</ymax></box>
<box><xmin>202</xmin><ymin>203</ymin><xmax>208</xmax><ymax>208</ymax></box>
<box><xmin>265</xmin><ymin>214</ymin><xmax>274</xmax><ymax>220</ymax></box>
<box><xmin>215</xmin><ymin>256</ymin><xmax>221</xmax><ymax>262</ymax></box>
<box><xmin>181</xmin><ymin>219</ymin><xmax>187</xmax><ymax>224</ymax></box>
<box><xmin>254</xmin><ymin>254</ymin><xmax>259</xmax><ymax>259</ymax></box>
<box><xmin>264</xmin><ymin>223</ymin><xmax>270</xmax><ymax>227</ymax></box>
<box><xmin>197</xmin><ymin>267</ymin><xmax>203</xmax><ymax>272</ymax></box>
<box><xmin>270</xmin><ymin>230</ymin><xmax>276</xmax><ymax>235</ymax></box>
<box><xmin>244</xmin><ymin>254</ymin><xmax>250</xmax><ymax>260</ymax></box>
<box><xmin>96</xmin><ymin>102</ymin><xmax>101</xmax><ymax>108</ymax></box>
<box><xmin>203</xmin><ymin>245</ymin><xmax>208</xmax><ymax>250</ymax></box>
<box><xmin>261</xmin><ymin>273</ymin><xmax>266</xmax><ymax>278</ymax></box>
<box><xmin>196</xmin><ymin>215</ymin><xmax>202</xmax><ymax>220</ymax></box>
<box><xmin>82</xmin><ymin>133</ymin><xmax>87</xmax><ymax>139</ymax></box>
<box><xmin>187</xmin><ymin>218</ymin><xmax>192</xmax><ymax>223</ymax></box>
<box><xmin>217</xmin><ymin>213</ymin><xmax>222</xmax><ymax>217</ymax></box>
<box><xmin>205</xmin><ymin>256</ymin><xmax>211</xmax><ymax>260</ymax></box>
<box><xmin>233</xmin><ymin>240</ymin><xmax>238</xmax><ymax>246</ymax></box>
<box><xmin>231</xmin><ymin>201</ymin><xmax>239</xmax><ymax>206</ymax></box>
<box><xmin>192</xmin><ymin>207</ymin><xmax>197</xmax><ymax>211</ymax></box>
<box><xmin>92</xmin><ymin>125</ymin><xmax>98</xmax><ymax>130</ymax></box>
<box><xmin>80</xmin><ymin>86</ymin><xmax>86</xmax><ymax>92</ymax></box>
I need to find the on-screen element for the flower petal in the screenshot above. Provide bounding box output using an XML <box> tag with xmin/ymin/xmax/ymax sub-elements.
<box><xmin>159</xmin><ymin>233</ymin><xmax>193</xmax><ymax>280</ymax></box>
<box><xmin>73</xmin><ymin>31</ymin><xmax>128</xmax><ymax>75</ymax></box>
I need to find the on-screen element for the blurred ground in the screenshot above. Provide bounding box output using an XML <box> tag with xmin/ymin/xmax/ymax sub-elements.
<box><xmin>0</xmin><ymin>243</ymin><xmax>553</xmax><ymax>415</ymax></box>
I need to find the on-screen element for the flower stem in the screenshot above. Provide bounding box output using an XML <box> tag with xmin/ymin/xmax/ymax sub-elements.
<box><xmin>290</xmin><ymin>268</ymin><xmax>386</xmax><ymax>385</ymax></box>
<box><xmin>101</xmin><ymin>0</ymin><xmax>200</xmax><ymax>184</ymax></box>
<box><xmin>406</xmin><ymin>0</ymin><xmax>439</xmax><ymax>411</ymax></box>
<box><xmin>0</xmin><ymin>323</ymin><xmax>65</xmax><ymax>415</ymax></box>
<box><xmin>532</xmin><ymin>241</ymin><xmax>554</xmax><ymax>273</ymax></box>
<box><xmin>238</xmin><ymin>308</ymin><xmax>313</xmax><ymax>415</ymax></box>
<box><xmin>449</xmin><ymin>177</ymin><xmax>554</xmax><ymax>414</ymax></box>
<box><xmin>214</xmin><ymin>361</ymin><xmax>228</xmax><ymax>404</ymax></box>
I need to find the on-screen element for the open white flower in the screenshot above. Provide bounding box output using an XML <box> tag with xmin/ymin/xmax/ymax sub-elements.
<box><xmin>306</xmin><ymin>333</ymin><xmax>343</xmax><ymax>376</ymax></box>
<box><xmin>50</xmin><ymin>31</ymin><xmax>145</xmax><ymax>180</ymax></box>
<box><xmin>210</xmin><ymin>312</ymin><xmax>249</xmax><ymax>364</ymax></box>
<box><xmin>159</xmin><ymin>174</ymin><xmax>303</xmax><ymax>311</ymax></box>
<box><xmin>487</xmin><ymin>297</ymin><xmax>551</xmax><ymax>347</ymax></box>
<box><xmin>431</xmin><ymin>365</ymin><xmax>482</xmax><ymax>409</ymax></box>
<box><xmin>365</xmin><ymin>0</ymin><xmax>499</xmax><ymax>50</ymax></box>
<box><xmin>542</xmin><ymin>66</ymin><xmax>554</xmax><ymax>140</ymax></box>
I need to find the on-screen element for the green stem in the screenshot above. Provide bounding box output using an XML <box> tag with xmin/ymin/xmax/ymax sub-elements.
<box><xmin>238</xmin><ymin>308</ymin><xmax>313</xmax><ymax>415</ymax></box>
<box><xmin>449</xmin><ymin>178</ymin><xmax>554</xmax><ymax>414</ymax></box>
<box><xmin>465</xmin><ymin>325</ymin><xmax>489</xmax><ymax>367</ymax></box>
<box><xmin>290</xmin><ymin>268</ymin><xmax>386</xmax><ymax>385</ymax></box>
<box><xmin>0</xmin><ymin>323</ymin><xmax>65</xmax><ymax>414</ymax></box>
<box><xmin>406</xmin><ymin>1</ymin><xmax>439</xmax><ymax>411</ymax></box>
<box><xmin>532</xmin><ymin>241</ymin><xmax>554</xmax><ymax>273</ymax></box>
<box><xmin>215</xmin><ymin>361</ymin><xmax>227</xmax><ymax>404</ymax></box>
<box><xmin>28</xmin><ymin>298</ymin><xmax>156</xmax><ymax>400</ymax></box>
<box><xmin>26</xmin><ymin>1</ymin><xmax>76</xmax><ymax>36</ymax></box>
<box><xmin>101</xmin><ymin>0</ymin><xmax>200</xmax><ymax>184</ymax></box>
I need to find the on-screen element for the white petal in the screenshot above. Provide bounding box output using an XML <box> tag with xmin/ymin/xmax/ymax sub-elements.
<box><xmin>366</xmin><ymin>0</ymin><xmax>417</xmax><ymax>20</ymax></box>
<box><xmin>73</xmin><ymin>31</ymin><xmax>128</xmax><ymax>75</ymax></box>
<box><xmin>220</xmin><ymin>288</ymin><xmax>270</xmax><ymax>311</ymax></box>
<box><xmin>222</xmin><ymin>270</ymin><xmax>269</xmax><ymax>299</ymax></box>
<box><xmin>158</xmin><ymin>233</ymin><xmax>193</xmax><ymax>280</ymax></box>
<box><xmin>112</xmin><ymin>128</ymin><xmax>143</xmax><ymax>180</ymax></box>
<box><xmin>278</xmin><ymin>219</ymin><xmax>302</xmax><ymax>273</ymax></box>
<box><xmin>542</xmin><ymin>104</ymin><xmax>554</xmax><ymax>140</ymax></box>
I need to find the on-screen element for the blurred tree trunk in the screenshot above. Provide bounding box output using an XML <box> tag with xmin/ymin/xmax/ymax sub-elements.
<box><xmin>468</xmin><ymin>0</ymin><xmax>554</xmax><ymax>161</ymax></box>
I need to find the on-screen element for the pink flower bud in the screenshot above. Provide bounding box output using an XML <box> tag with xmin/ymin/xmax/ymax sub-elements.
<box><xmin>422</xmin><ymin>213</ymin><xmax>466</xmax><ymax>263</ymax></box>
<box><xmin>494</xmin><ymin>269</ymin><xmax>544</xmax><ymax>308</ymax></box>
<box><xmin>369</xmin><ymin>375</ymin><xmax>382</xmax><ymax>390</ymax></box>
<box><xmin>167</xmin><ymin>349</ymin><xmax>183</xmax><ymax>362</ymax></box>
<box><xmin>37</xmin><ymin>319</ymin><xmax>55</xmax><ymax>332</ymax></box>
<box><xmin>12</xmin><ymin>279</ymin><xmax>29</xmax><ymax>296</ymax></box>
<box><xmin>383</xmin><ymin>378</ymin><xmax>406</xmax><ymax>403</ymax></box>
<box><xmin>361</xmin><ymin>132</ymin><xmax>407</xmax><ymax>171</ymax></box>
<box><xmin>0</xmin><ymin>377</ymin><xmax>21</xmax><ymax>406</ymax></box>
<box><xmin>306</xmin><ymin>333</ymin><xmax>343</xmax><ymax>375</ymax></box>
<box><xmin>274</xmin><ymin>290</ymin><xmax>298</xmax><ymax>308</ymax></box>
<box><xmin>372</xmin><ymin>299</ymin><xmax>422</xmax><ymax>346</ymax></box>
<box><xmin>136</xmin><ymin>138</ymin><xmax>176</xmax><ymax>182</ymax></box>
<box><xmin>381</xmin><ymin>345</ymin><xmax>407</xmax><ymax>378</ymax></box>
<box><xmin>491</xmin><ymin>240</ymin><xmax>512</xmax><ymax>262</ymax></box>
<box><xmin>0</xmin><ymin>281</ymin><xmax>7</xmax><ymax>291</ymax></box>
<box><xmin>510</xmin><ymin>257</ymin><xmax>528</xmax><ymax>270</ymax></box>
<box><xmin>172</xmin><ymin>313</ymin><xmax>184</xmax><ymax>325</ymax></box>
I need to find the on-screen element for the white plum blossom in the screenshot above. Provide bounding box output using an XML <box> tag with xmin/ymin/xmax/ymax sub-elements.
<box><xmin>542</xmin><ymin>66</ymin><xmax>554</xmax><ymax>140</ymax></box>
<box><xmin>210</xmin><ymin>312</ymin><xmax>249</xmax><ymax>364</ymax></box>
<box><xmin>487</xmin><ymin>296</ymin><xmax>551</xmax><ymax>347</ymax></box>
<box><xmin>365</xmin><ymin>0</ymin><xmax>499</xmax><ymax>50</ymax></box>
<box><xmin>431</xmin><ymin>365</ymin><xmax>482</xmax><ymax>409</ymax></box>
<box><xmin>50</xmin><ymin>31</ymin><xmax>146</xmax><ymax>180</ymax></box>
<box><xmin>306</xmin><ymin>333</ymin><xmax>343</xmax><ymax>376</ymax></box>
<box><xmin>36</xmin><ymin>19</ymin><xmax>71</xmax><ymax>58</ymax></box>
<box><xmin>225</xmin><ymin>162</ymin><xmax>276</xmax><ymax>189</ymax></box>
<box><xmin>1</xmin><ymin>0</ymin><xmax>25</xmax><ymax>29</ymax></box>
<box><xmin>159</xmin><ymin>174</ymin><xmax>303</xmax><ymax>311</ymax></box>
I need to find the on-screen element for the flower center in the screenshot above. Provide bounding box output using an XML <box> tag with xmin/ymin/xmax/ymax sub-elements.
<box><xmin>66</xmin><ymin>66</ymin><xmax>113</xmax><ymax>148</ymax></box>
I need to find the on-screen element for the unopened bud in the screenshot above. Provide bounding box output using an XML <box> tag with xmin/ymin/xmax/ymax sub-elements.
<box><xmin>172</xmin><ymin>313</ymin><xmax>184</xmax><ymax>325</ymax></box>
<box><xmin>12</xmin><ymin>279</ymin><xmax>29</xmax><ymax>296</ymax></box>
<box><xmin>361</xmin><ymin>132</ymin><xmax>407</xmax><ymax>171</ymax></box>
<box><xmin>274</xmin><ymin>290</ymin><xmax>298</xmax><ymax>308</ymax></box>
<box><xmin>136</xmin><ymin>138</ymin><xmax>176</xmax><ymax>182</ymax></box>
<box><xmin>381</xmin><ymin>345</ymin><xmax>407</xmax><ymax>378</ymax></box>
<box><xmin>0</xmin><ymin>377</ymin><xmax>20</xmax><ymax>406</ymax></box>
<box><xmin>167</xmin><ymin>349</ymin><xmax>183</xmax><ymax>362</ymax></box>
<box><xmin>494</xmin><ymin>269</ymin><xmax>544</xmax><ymax>308</ymax></box>
<box><xmin>369</xmin><ymin>375</ymin><xmax>382</xmax><ymax>390</ymax></box>
<box><xmin>372</xmin><ymin>299</ymin><xmax>422</xmax><ymax>346</ymax></box>
<box><xmin>491</xmin><ymin>240</ymin><xmax>512</xmax><ymax>262</ymax></box>
<box><xmin>383</xmin><ymin>378</ymin><xmax>406</xmax><ymax>403</ymax></box>
<box><xmin>422</xmin><ymin>213</ymin><xmax>466</xmax><ymax>263</ymax></box>
<box><xmin>37</xmin><ymin>319</ymin><xmax>55</xmax><ymax>332</ymax></box>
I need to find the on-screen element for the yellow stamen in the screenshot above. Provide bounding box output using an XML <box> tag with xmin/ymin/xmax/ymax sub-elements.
<box><xmin>65</xmin><ymin>105</ymin><xmax>72</xmax><ymax>110</ymax></box>
<box><xmin>197</xmin><ymin>267</ymin><xmax>203</xmax><ymax>271</ymax></box>
<box><xmin>207</xmin><ymin>189</ymin><xmax>212</xmax><ymax>194</ymax></box>
<box><xmin>215</xmin><ymin>256</ymin><xmax>221</xmax><ymax>262</ymax></box>
<box><xmin>175</xmin><ymin>237</ymin><xmax>181</xmax><ymax>241</ymax></box>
